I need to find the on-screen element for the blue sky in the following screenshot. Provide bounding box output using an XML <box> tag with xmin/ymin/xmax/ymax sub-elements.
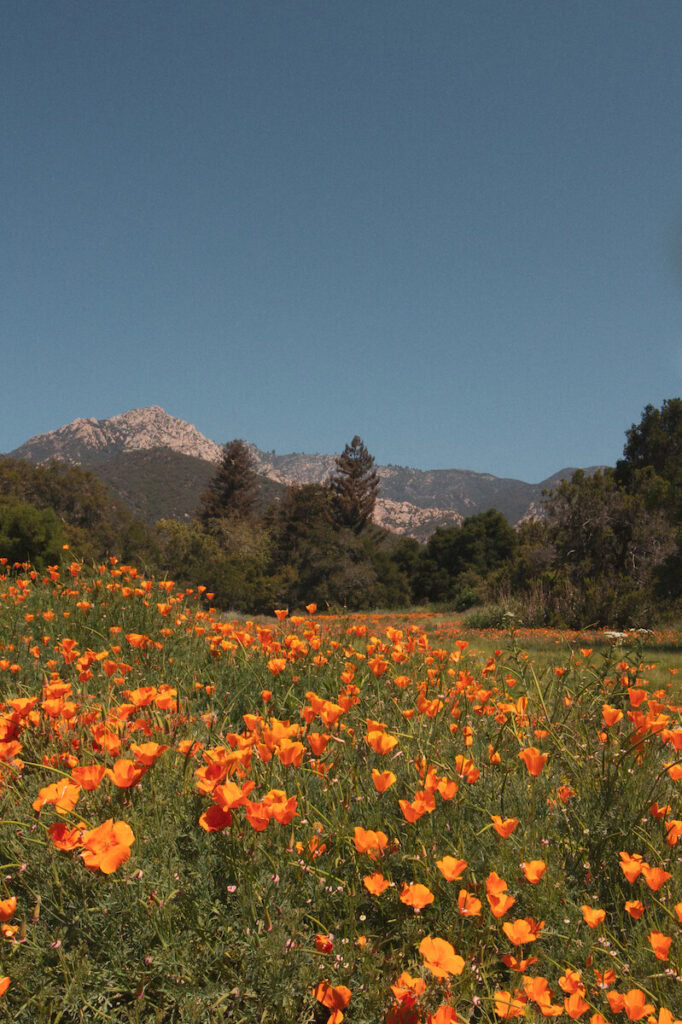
<box><xmin>2</xmin><ymin>0</ymin><xmax>681</xmax><ymax>482</ymax></box>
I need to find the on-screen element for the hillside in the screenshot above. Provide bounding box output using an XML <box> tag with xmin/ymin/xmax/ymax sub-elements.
<box><xmin>8</xmin><ymin>407</ymin><xmax>603</xmax><ymax>535</ymax></box>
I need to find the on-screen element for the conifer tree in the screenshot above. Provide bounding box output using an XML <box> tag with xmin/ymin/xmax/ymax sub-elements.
<box><xmin>197</xmin><ymin>439</ymin><xmax>257</xmax><ymax>528</ymax></box>
<box><xmin>328</xmin><ymin>435</ymin><xmax>379</xmax><ymax>532</ymax></box>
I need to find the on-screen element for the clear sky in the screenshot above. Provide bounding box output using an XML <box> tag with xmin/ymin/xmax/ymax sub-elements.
<box><xmin>2</xmin><ymin>0</ymin><xmax>681</xmax><ymax>482</ymax></box>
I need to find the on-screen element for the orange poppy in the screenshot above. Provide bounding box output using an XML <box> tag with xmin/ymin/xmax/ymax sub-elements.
<box><xmin>363</xmin><ymin>872</ymin><xmax>391</xmax><ymax>896</ymax></box>
<box><xmin>494</xmin><ymin>990</ymin><xmax>527</xmax><ymax>1019</ymax></box>
<box><xmin>457</xmin><ymin>888</ymin><xmax>481</xmax><ymax>917</ymax></box>
<box><xmin>518</xmin><ymin>747</ymin><xmax>548</xmax><ymax>776</ymax></box>
<box><xmin>0</xmin><ymin>898</ymin><xmax>16</xmax><ymax>922</ymax></box>
<box><xmin>106</xmin><ymin>759</ymin><xmax>147</xmax><ymax>788</ymax></box>
<box><xmin>70</xmin><ymin>765</ymin><xmax>107</xmax><ymax>791</ymax></box>
<box><xmin>371</xmin><ymin>769</ymin><xmax>397</xmax><ymax>793</ymax></box>
<box><xmin>366</xmin><ymin>730</ymin><xmax>399</xmax><ymax>755</ymax></box>
<box><xmin>624</xmin><ymin>899</ymin><xmax>644</xmax><ymax>919</ymax></box>
<box><xmin>491</xmin><ymin>815</ymin><xmax>519</xmax><ymax>838</ymax></box>
<box><xmin>502</xmin><ymin>918</ymin><xmax>544</xmax><ymax>945</ymax></box>
<box><xmin>80</xmin><ymin>819</ymin><xmax>135</xmax><ymax>874</ymax></box>
<box><xmin>419</xmin><ymin>936</ymin><xmax>465</xmax><ymax>978</ymax></box>
<box><xmin>32</xmin><ymin>779</ymin><xmax>81</xmax><ymax>814</ymax></box>
<box><xmin>641</xmin><ymin>865</ymin><xmax>671</xmax><ymax>891</ymax></box>
<box><xmin>400</xmin><ymin>882</ymin><xmax>434</xmax><ymax>911</ymax></box>
<box><xmin>649</xmin><ymin>931</ymin><xmax>672</xmax><ymax>961</ymax></box>
<box><xmin>436</xmin><ymin>856</ymin><xmax>467</xmax><ymax>881</ymax></box>
<box><xmin>520</xmin><ymin>860</ymin><xmax>546</xmax><ymax>883</ymax></box>
<box><xmin>313</xmin><ymin>981</ymin><xmax>351</xmax><ymax>1024</ymax></box>
<box><xmin>581</xmin><ymin>905</ymin><xmax>606</xmax><ymax>928</ymax></box>
<box><xmin>353</xmin><ymin>827</ymin><xmax>388</xmax><ymax>859</ymax></box>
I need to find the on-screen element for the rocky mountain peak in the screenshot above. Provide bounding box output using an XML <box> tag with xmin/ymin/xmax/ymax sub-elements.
<box><xmin>9</xmin><ymin>406</ymin><xmax>221</xmax><ymax>466</ymax></box>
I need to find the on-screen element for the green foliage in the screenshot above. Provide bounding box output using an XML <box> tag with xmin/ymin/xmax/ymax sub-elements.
<box><xmin>0</xmin><ymin>456</ymin><xmax>150</xmax><ymax>563</ymax></box>
<box><xmin>328</xmin><ymin>435</ymin><xmax>380</xmax><ymax>532</ymax></box>
<box><xmin>0</xmin><ymin>501</ymin><xmax>64</xmax><ymax>567</ymax></box>
<box><xmin>411</xmin><ymin>510</ymin><xmax>517</xmax><ymax>604</ymax></box>
<box><xmin>197</xmin><ymin>440</ymin><xmax>258</xmax><ymax>528</ymax></box>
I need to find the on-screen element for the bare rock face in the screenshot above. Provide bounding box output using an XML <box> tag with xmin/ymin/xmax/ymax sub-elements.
<box><xmin>374</xmin><ymin>499</ymin><xmax>464</xmax><ymax>541</ymax></box>
<box><xmin>10</xmin><ymin>406</ymin><xmax>221</xmax><ymax>467</ymax></box>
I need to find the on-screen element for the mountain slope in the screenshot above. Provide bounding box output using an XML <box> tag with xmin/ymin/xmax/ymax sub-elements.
<box><xmin>7</xmin><ymin>406</ymin><xmax>603</xmax><ymax>533</ymax></box>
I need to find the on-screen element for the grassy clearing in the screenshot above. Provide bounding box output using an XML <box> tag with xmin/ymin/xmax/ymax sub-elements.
<box><xmin>0</xmin><ymin>560</ymin><xmax>680</xmax><ymax>1023</ymax></box>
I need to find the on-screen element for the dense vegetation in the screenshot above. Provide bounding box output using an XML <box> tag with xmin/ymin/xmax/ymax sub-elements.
<box><xmin>1</xmin><ymin>400</ymin><xmax>681</xmax><ymax>628</ymax></box>
<box><xmin>0</xmin><ymin>561</ymin><xmax>679</xmax><ymax>1021</ymax></box>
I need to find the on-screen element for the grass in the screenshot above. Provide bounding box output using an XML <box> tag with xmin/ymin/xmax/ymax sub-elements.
<box><xmin>0</xmin><ymin>558</ymin><xmax>679</xmax><ymax>1022</ymax></box>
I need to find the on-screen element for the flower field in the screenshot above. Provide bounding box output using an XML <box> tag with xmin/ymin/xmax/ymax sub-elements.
<box><xmin>0</xmin><ymin>558</ymin><xmax>680</xmax><ymax>1023</ymax></box>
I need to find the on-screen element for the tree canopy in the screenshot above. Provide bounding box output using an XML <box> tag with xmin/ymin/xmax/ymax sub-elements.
<box><xmin>197</xmin><ymin>440</ymin><xmax>258</xmax><ymax>528</ymax></box>
<box><xmin>328</xmin><ymin>436</ymin><xmax>380</xmax><ymax>532</ymax></box>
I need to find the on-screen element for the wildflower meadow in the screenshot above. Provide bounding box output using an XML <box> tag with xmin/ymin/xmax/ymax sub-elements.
<box><xmin>0</xmin><ymin>556</ymin><xmax>679</xmax><ymax>1023</ymax></box>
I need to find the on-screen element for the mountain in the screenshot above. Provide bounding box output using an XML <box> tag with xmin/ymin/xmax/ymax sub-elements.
<box><xmin>7</xmin><ymin>407</ymin><xmax>602</xmax><ymax>536</ymax></box>
<box><xmin>10</xmin><ymin>406</ymin><xmax>221</xmax><ymax>466</ymax></box>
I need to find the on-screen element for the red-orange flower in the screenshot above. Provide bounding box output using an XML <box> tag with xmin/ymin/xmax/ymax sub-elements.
<box><xmin>419</xmin><ymin>936</ymin><xmax>465</xmax><ymax>978</ymax></box>
<box><xmin>400</xmin><ymin>882</ymin><xmax>434</xmax><ymax>911</ymax></box>
<box><xmin>353</xmin><ymin>826</ymin><xmax>388</xmax><ymax>859</ymax></box>
<box><xmin>520</xmin><ymin>860</ymin><xmax>546</xmax><ymax>883</ymax></box>
<box><xmin>581</xmin><ymin>905</ymin><xmax>606</xmax><ymax>928</ymax></box>
<box><xmin>313</xmin><ymin>981</ymin><xmax>351</xmax><ymax>1024</ymax></box>
<box><xmin>649</xmin><ymin>931</ymin><xmax>672</xmax><ymax>961</ymax></box>
<box><xmin>502</xmin><ymin>918</ymin><xmax>544</xmax><ymax>945</ymax></box>
<box><xmin>436</xmin><ymin>856</ymin><xmax>467</xmax><ymax>881</ymax></box>
<box><xmin>363</xmin><ymin>872</ymin><xmax>391</xmax><ymax>896</ymax></box>
<box><xmin>80</xmin><ymin>819</ymin><xmax>135</xmax><ymax>874</ymax></box>
<box><xmin>491</xmin><ymin>815</ymin><xmax>519</xmax><ymax>838</ymax></box>
<box><xmin>518</xmin><ymin>746</ymin><xmax>548</xmax><ymax>776</ymax></box>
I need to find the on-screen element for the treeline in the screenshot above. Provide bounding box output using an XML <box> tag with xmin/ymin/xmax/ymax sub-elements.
<box><xmin>1</xmin><ymin>400</ymin><xmax>681</xmax><ymax>627</ymax></box>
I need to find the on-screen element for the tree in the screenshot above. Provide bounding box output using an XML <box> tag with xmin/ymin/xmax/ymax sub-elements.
<box><xmin>197</xmin><ymin>440</ymin><xmax>257</xmax><ymax>528</ymax></box>
<box><xmin>615</xmin><ymin>398</ymin><xmax>682</xmax><ymax>520</ymax></box>
<box><xmin>328</xmin><ymin>436</ymin><xmax>379</xmax><ymax>532</ymax></box>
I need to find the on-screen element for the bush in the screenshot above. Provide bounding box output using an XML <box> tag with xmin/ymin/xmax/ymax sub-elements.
<box><xmin>0</xmin><ymin>501</ymin><xmax>64</xmax><ymax>567</ymax></box>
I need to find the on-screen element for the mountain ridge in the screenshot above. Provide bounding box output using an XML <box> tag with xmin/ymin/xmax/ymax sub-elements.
<box><xmin>7</xmin><ymin>406</ymin><xmax>603</xmax><ymax>536</ymax></box>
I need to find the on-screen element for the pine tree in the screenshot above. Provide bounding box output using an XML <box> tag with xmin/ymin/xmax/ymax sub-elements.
<box><xmin>328</xmin><ymin>436</ymin><xmax>379</xmax><ymax>532</ymax></box>
<box><xmin>197</xmin><ymin>440</ymin><xmax>257</xmax><ymax>528</ymax></box>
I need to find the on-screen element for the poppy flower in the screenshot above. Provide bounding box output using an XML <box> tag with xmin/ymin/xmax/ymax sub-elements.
<box><xmin>624</xmin><ymin>899</ymin><xmax>644</xmax><ymax>919</ymax></box>
<box><xmin>428</xmin><ymin>1007</ymin><xmax>458</xmax><ymax>1024</ymax></box>
<box><xmin>315</xmin><ymin>934</ymin><xmax>333</xmax><ymax>953</ymax></box>
<box><xmin>366</xmin><ymin>730</ymin><xmax>398</xmax><ymax>755</ymax></box>
<box><xmin>641</xmin><ymin>865</ymin><xmax>671</xmax><ymax>891</ymax></box>
<box><xmin>518</xmin><ymin>747</ymin><xmax>548</xmax><ymax>776</ymax></box>
<box><xmin>502</xmin><ymin>918</ymin><xmax>544</xmax><ymax>945</ymax></box>
<box><xmin>619</xmin><ymin>852</ymin><xmax>645</xmax><ymax>883</ymax></box>
<box><xmin>0</xmin><ymin>978</ymin><xmax>9</xmax><ymax>997</ymax></box>
<box><xmin>622</xmin><ymin>990</ymin><xmax>655</xmax><ymax>1021</ymax></box>
<box><xmin>274</xmin><ymin>609</ymin><xmax>288</xmax><ymax>620</ymax></box>
<box><xmin>491</xmin><ymin>815</ymin><xmax>519</xmax><ymax>838</ymax></box>
<box><xmin>199</xmin><ymin>805</ymin><xmax>233</xmax><ymax>832</ymax></box>
<box><xmin>371</xmin><ymin>769</ymin><xmax>397</xmax><ymax>793</ymax></box>
<box><xmin>313</xmin><ymin>981</ymin><xmax>351</xmax><ymax>1024</ymax></box>
<box><xmin>390</xmin><ymin>970</ymin><xmax>425</xmax><ymax>1007</ymax></box>
<box><xmin>581</xmin><ymin>905</ymin><xmax>606</xmax><ymax>928</ymax></box>
<box><xmin>494</xmin><ymin>990</ymin><xmax>527</xmax><ymax>1018</ymax></box>
<box><xmin>648</xmin><ymin>931</ymin><xmax>672</xmax><ymax>961</ymax></box>
<box><xmin>308</xmin><ymin>733</ymin><xmax>331</xmax><ymax>756</ymax></box>
<box><xmin>521</xmin><ymin>860</ymin><xmax>547</xmax><ymax>883</ymax></box>
<box><xmin>400</xmin><ymin>882</ymin><xmax>434</xmax><ymax>911</ymax></box>
<box><xmin>80</xmin><ymin>819</ymin><xmax>135</xmax><ymax>874</ymax></box>
<box><xmin>353</xmin><ymin>827</ymin><xmax>388</xmax><ymax>859</ymax></box>
<box><xmin>32</xmin><ymin>780</ymin><xmax>81</xmax><ymax>815</ymax></box>
<box><xmin>48</xmin><ymin>822</ymin><xmax>84</xmax><ymax>850</ymax></box>
<box><xmin>107</xmin><ymin>759</ymin><xmax>147</xmax><ymax>788</ymax></box>
<box><xmin>564</xmin><ymin>991</ymin><xmax>590</xmax><ymax>1019</ymax></box>
<box><xmin>363</xmin><ymin>872</ymin><xmax>391</xmax><ymax>896</ymax></box>
<box><xmin>436</xmin><ymin>856</ymin><xmax>467</xmax><ymax>881</ymax></box>
<box><xmin>488</xmin><ymin>892</ymin><xmax>516</xmax><ymax>918</ymax></box>
<box><xmin>70</xmin><ymin>765</ymin><xmax>107</xmax><ymax>791</ymax></box>
<box><xmin>0</xmin><ymin>898</ymin><xmax>16</xmax><ymax>922</ymax></box>
<box><xmin>419</xmin><ymin>936</ymin><xmax>465</xmax><ymax>978</ymax></box>
<box><xmin>457</xmin><ymin>888</ymin><xmax>481</xmax><ymax>917</ymax></box>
